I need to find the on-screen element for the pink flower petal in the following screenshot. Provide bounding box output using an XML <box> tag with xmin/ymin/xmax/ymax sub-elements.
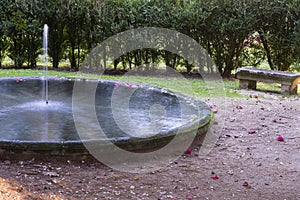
<box><xmin>114</xmin><ymin>82</ymin><xmax>119</xmax><ymax>87</ymax></box>
<box><xmin>186</xmin><ymin>194</ymin><xmax>192</xmax><ymax>200</ymax></box>
<box><xmin>212</xmin><ymin>109</ymin><xmax>218</xmax><ymax>114</ymax></box>
<box><xmin>209</xmin><ymin>105</ymin><xmax>214</xmax><ymax>109</ymax></box>
<box><xmin>127</xmin><ymin>84</ymin><xmax>133</xmax><ymax>88</ymax></box>
<box><xmin>236</xmin><ymin>105</ymin><xmax>243</xmax><ymax>110</ymax></box>
<box><xmin>277</xmin><ymin>135</ymin><xmax>284</xmax><ymax>142</ymax></box>
<box><xmin>248</xmin><ymin>130</ymin><xmax>256</xmax><ymax>134</ymax></box>
<box><xmin>185</xmin><ymin>148</ymin><xmax>192</xmax><ymax>154</ymax></box>
<box><xmin>211</xmin><ymin>175</ymin><xmax>219</xmax><ymax>180</ymax></box>
<box><xmin>243</xmin><ymin>181</ymin><xmax>249</xmax><ymax>187</ymax></box>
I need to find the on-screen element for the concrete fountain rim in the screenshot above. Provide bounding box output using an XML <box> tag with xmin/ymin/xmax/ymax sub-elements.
<box><xmin>0</xmin><ymin>76</ymin><xmax>213</xmax><ymax>155</ymax></box>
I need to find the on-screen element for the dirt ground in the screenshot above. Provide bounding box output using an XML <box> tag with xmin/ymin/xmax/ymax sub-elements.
<box><xmin>0</xmin><ymin>89</ymin><xmax>299</xmax><ymax>200</ymax></box>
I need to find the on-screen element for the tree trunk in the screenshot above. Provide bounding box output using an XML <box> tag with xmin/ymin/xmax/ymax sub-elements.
<box><xmin>165</xmin><ymin>51</ymin><xmax>171</xmax><ymax>71</ymax></box>
<box><xmin>53</xmin><ymin>60</ymin><xmax>59</xmax><ymax>69</ymax></box>
<box><xmin>103</xmin><ymin>47</ymin><xmax>107</xmax><ymax>70</ymax></box>
<box><xmin>145</xmin><ymin>50</ymin><xmax>149</xmax><ymax>71</ymax></box>
<box><xmin>223</xmin><ymin>50</ymin><xmax>235</xmax><ymax>78</ymax></box>
<box><xmin>77</xmin><ymin>43</ymin><xmax>80</xmax><ymax>69</ymax></box>
<box><xmin>70</xmin><ymin>45</ymin><xmax>76</xmax><ymax>69</ymax></box>
<box><xmin>223</xmin><ymin>61</ymin><xmax>234</xmax><ymax>78</ymax></box>
<box><xmin>259</xmin><ymin>31</ymin><xmax>274</xmax><ymax>70</ymax></box>
<box><xmin>114</xmin><ymin>59</ymin><xmax>119</xmax><ymax>69</ymax></box>
<box><xmin>185</xmin><ymin>60</ymin><xmax>192</xmax><ymax>73</ymax></box>
<box><xmin>171</xmin><ymin>54</ymin><xmax>177</xmax><ymax>69</ymax></box>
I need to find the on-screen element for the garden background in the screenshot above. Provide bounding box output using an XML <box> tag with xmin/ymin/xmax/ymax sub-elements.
<box><xmin>0</xmin><ymin>0</ymin><xmax>300</xmax><ymax>77</ymax></box>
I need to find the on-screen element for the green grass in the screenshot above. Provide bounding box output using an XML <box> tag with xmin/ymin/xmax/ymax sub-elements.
<box><xmin>2</xmin><ymin>69</ymin><xmax>299</xmax><ymax>96</ymax></box>
<box><xmin>4</xmin><ymin>68</ymin><xmax>293</xmax><ymax>99</ymax></box>
<box><xmin>257</xmin><ymin>82</ymin><xmax>281</xmax><ymax>93</ymax></box>
<box><xmin>0</xmin><ymin>69</ymin><xmax>77</xmax><ymax>77</ymax></box>
<box><xmin>99</xmin><ymin>75</ymin><xmax>241</xmax><ymax>98</ymax></box>
<box><xmin>3</xmin><ymin>56</ymin><xmax>71</xmax><ymax>68</ymax></box>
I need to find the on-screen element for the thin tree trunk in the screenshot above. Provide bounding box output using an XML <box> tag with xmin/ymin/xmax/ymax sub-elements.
<box><xmin>71</xmin><ymin>45</ymin><xmax>76</xmax><ymax>69</ymax></box>
<box><xmin>77</xmin><ymin>43</ymin><xmax>80</xmax><ymax>69</ymax></box>
<box><xmin>259</xmin><ymin>31</ymin><xmax>274</xmax><ymax>70</ymax></box>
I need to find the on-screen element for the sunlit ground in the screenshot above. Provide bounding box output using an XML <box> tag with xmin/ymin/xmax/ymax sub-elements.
<box><xmin>0</xmin><ymin>177</ymin><xmax>67</xmax><ymax>199</ymax></box>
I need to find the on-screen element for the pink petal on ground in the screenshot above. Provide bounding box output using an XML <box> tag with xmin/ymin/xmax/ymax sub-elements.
<box><xmin>193</xmin><ymin>186</ymin><xmax>199</xmax><ymax>189</ymax></box>
<box><xmin>128</xmin><ymin>84</ymin><xmax>133</xmax><ymax>88</ymax></box>
<box><xmin>114</xmin><ymin>82</ymin><xmax>119</xmax><ymax>86</ymax></box>
<box><xmin>243</xmin><ymin>182</ymin><xmax>249</xmax><ymax>187</ymax></box>
<box><xmin>209</xmin><ymin>105</ymin><xmax>214</xmax><ymax>109</ymax></box>
<box><xmin>212</xmin><ymin>109</ymin><xmax>218</xmax><ymax>114</ymax></box>
<box><xmin>253</xmin><ymin>95</ymin><xmax>259</xmax><ymax>99</ymax></box>
<box><xmin>248</xmin><ymin>130</ymin><xmax>257</xmax><ymax>134</ymax></box>
<box><xmin>185</xmin><ymin>148</ymin><xmax>192</xmax><ymax>154</ymax></box>
<box><xmin>277</xmin><ymin>135</ymin><xmax>284</xmax><ymax>142</ymax></box>
<box><xmin>186</xmin><ymin>194</ymin><xmax>193</xmax><ymax>200</ymax></box>
<box><xmin>211</xmin><ymin>175</ymin><xmax>219</xmax><ymax>180</ymax></box>
<box><xmin>236</xmin><ymin>105</ymin><xmax>243</xmax><ymax>110</ymax></box>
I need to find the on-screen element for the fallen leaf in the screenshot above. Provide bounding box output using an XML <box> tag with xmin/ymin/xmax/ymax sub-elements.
<box><xmin>42</xmin><ymin>171</ymin><xmax>59</xmax><ymax>177</ymax></box>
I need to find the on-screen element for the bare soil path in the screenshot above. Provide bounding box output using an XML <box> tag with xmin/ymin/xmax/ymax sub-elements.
<box><xmin>0</xmin><ymin>90</ymin><xmax>299</xmax><ymax>200</ymax></box>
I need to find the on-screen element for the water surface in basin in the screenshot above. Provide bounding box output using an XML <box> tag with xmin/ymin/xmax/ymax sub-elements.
<box><xmin>0</xmin><ymin>78</ymin><xmax>200</xmax><ymax>143</ymax></box>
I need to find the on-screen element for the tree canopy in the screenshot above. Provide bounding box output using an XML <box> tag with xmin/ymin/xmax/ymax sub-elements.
<box><xmin>0</xmin><ymin>0</ymin><xmax>299</xmax><ymax>77</ymax></box>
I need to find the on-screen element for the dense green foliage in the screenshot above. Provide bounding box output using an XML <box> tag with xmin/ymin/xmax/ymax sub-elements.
<box><xmin>0</xmin><ymin>0</ymin><xmax>299</xmax><ymax>77</ymax></box>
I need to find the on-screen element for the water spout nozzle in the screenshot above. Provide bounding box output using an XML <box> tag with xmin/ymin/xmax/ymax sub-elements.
<box><xmin>46</xmin><ymin>101</ymin><xmax>48</xmax><ymax>104</ymax></box>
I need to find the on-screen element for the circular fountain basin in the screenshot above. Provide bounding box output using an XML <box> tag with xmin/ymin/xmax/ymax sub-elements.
<box><xmin>0</xmin><ymin>77</ymin><xmax>213</xmax><ymax>156</ymax></box>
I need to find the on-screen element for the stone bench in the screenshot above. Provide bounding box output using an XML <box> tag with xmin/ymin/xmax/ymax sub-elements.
<box><xmin>236</xmin><ymin>68</ymin><xmax>300</xmax><ymax>94</ymax></box>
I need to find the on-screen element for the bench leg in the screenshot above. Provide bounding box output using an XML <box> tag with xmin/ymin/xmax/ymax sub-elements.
<box><xmin>281</xmin><ymin>84</ymin><xmax>291</xmax><ymax>94</ymax></box>
<box><xmin>289</xmin><ymin>84</ymin><xmax>298</xmax><ymax>95</ymax></box>
<box><xmin>290</xmin><ymin>78</ymin><xmax>300</xmax><ymax>95</ymax></box>
<box><xmin>239</xmin><ymin>80</ymin><xmax>257</xmax><ymax>90</ymax></box>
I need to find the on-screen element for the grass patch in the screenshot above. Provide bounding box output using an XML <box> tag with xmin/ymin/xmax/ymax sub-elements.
<box><xmin>81</xmin><ymin>73</ymin><xmax>242</xmax><ymax>99</ymax></box>
<box><xmin>257</xmin><ymin>82</ymin><xmax>281</xmax><ymax>93</ymax></box>
<box><xmin>257</xmin><ymin>82</ymin><xmax>300</xmax><ymax>95</ymax></box>
<box><xmin>0</xmin><ymin>69</ymin><xmax>243</xmax><ymax>99</ymax></box>
<box><xmin>0</xmin><ymin>69</ymin><xmax>78</xmax><ymax>78</ymax></box>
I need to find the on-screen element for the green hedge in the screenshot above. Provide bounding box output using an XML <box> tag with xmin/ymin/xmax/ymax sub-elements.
<box><xmin>0</xmin><ymin>0</ymin><xmax>299</xmax><ymax>77</ymax></box>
